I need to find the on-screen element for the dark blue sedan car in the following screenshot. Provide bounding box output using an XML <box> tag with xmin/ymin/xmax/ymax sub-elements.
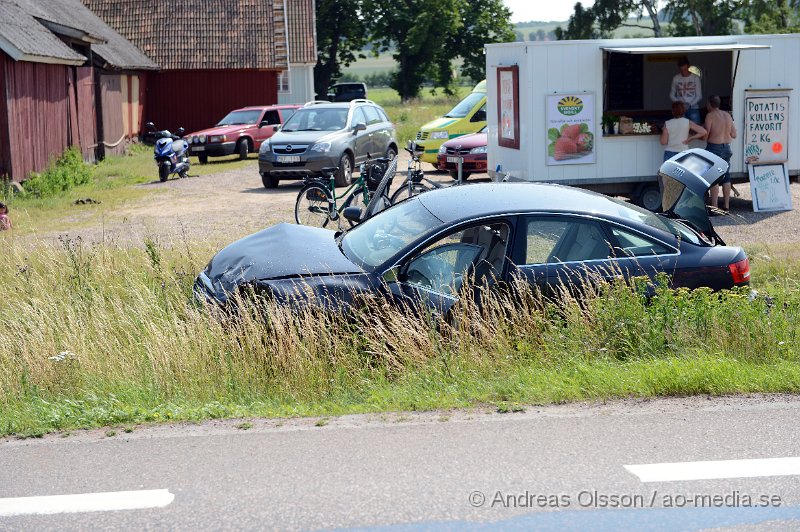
<box><xmin>195</xmin><ymin>149</ymin><xmax>750</xmax><ymax>311</ymax></box>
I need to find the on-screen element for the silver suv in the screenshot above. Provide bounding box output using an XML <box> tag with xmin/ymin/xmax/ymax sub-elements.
<box><xmin>258</xmin><ymin>100</ymin><xmax>398</xmax><ymax>188</ymax></box>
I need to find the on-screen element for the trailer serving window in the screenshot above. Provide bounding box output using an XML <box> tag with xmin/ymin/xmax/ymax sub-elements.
<box><xmin>601</xmin><ymin>43</ymin><xmax>770</xmax><ymax>136</ymax></box>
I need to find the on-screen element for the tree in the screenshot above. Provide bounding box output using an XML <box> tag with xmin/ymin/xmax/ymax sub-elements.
<box><xmin>554</xmin><ymin>2</ymin><xmax>599</xmax><ymax>40</ymax></box>
<box><xmin>314</xmin><ymin>0</ymin><xmax>369</xmax><ymax>99</ymax></box>
<box><xmin>367</xmin><ymin>0</ymin><xmax>514</xmax><ymax>101</ymax></box>
<box><xmin>665</xmin><ymin>0</ymin><xmax>739</xmax><ymax>36</ymax></box>
<box><xmin>740</xmin><ymin>0</ymin><xmax>800</xmax><ymax>33</ymax></box>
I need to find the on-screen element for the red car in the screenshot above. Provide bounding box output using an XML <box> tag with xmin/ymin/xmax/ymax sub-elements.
<box><xmin>188</xmin><ymin>105</ymin><xmax>301</xmax><ymax>163</ymax></box>
<box><xmin>436</xmin><ymin>126</ymin><xmax>487</xmax><ymax>179</ymax></box>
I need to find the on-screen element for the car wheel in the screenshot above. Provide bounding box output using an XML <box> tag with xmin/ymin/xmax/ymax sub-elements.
<box><xmin>238</xmin><ymin>139</ymin><xmax>250</xmax><ymax>160</ymax></box>
<box><xmin>198</xmin><ymin>154</ymin><xmax>208</xmax><ymax>164</ymax></box>
<box><xmin>261</xmin><ymin>172</ymin><xmax>279</xmax><ymax>189</ymax></box>
<box><xmin>386</xmin><ymin>146</ymin><xmax>397</xmax><ymax>160</ymax></box>
<box><xmin>449</xmin><ymin>170</ymin><xmax>472</xmax><ymax>181</ymax></box>
<box><xmin>637</xmin><ymin>184</ymin><xmax>662</xmax><ymax>212</ymax></box>
<box><xmin>335</xmin><ymin>153</ymin><xmax>353</xmax><ymax>187</ymax></box>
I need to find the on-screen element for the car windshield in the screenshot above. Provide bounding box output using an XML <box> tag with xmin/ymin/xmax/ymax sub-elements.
<box><xmin>281</xmin><ymin>108</ymin><xmax>349</xmax><ymax>132</ymax></box>
<box><xmin>444</xmin><ymin>92</ymin><xmax>484</xmax><ymax>118</ymax></box>
<box><xmin>341</xmin><ymin>200</ymin><xmax>443</xmax><ymax>270</ymax></box>
<box><xmin>217</xmin><ymin>110</ymin><xmax>262</xmax><ymax>126</ymax></box>
<box><xmin>607</xmin><ymin>197</ymin><xmax>706</xmax><ymax>246</ymax></box>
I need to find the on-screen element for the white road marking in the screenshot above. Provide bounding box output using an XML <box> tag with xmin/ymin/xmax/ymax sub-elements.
<box><xmin>625</xmin><ymin>457</ymin><xmax>800</xmax><ymax>483</ymax></box>
<box><xmin>0</xmin><ymin>489</ymin><xmax>174</xmax><ymax>517</ymax></box>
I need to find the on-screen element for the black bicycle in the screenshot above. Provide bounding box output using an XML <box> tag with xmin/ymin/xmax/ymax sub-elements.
<box><xmin>294</xmin><ymin>156</ymin><xmax>393</xmax><ymax>228</ymax></box>
<box><xmin>390</xmin><ymin>141</ymin><xmax>468</xmax><ymax>204</ymax></box>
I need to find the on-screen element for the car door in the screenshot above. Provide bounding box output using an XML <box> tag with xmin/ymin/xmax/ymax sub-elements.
<box><xmin>254</xmin><ymin>109</ymin><xmax>281</xmax><ymax>148</ymax></box>
<box><xmin>350</xmin><ymin>107</ymin><xmax>371</xmax><ymax>163</ymax></box>
<box><xmin>362</xmin><ymin>105</ymin><xmax>386</xmax><ymax>156</ymax></box>
<box><xmin>388</xmin><ymin>221</ymin><xmax>512</xmax><ymax>315</ymax></box>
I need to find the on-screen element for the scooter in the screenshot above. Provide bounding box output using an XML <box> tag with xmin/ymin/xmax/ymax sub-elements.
<box><xmin>146</xmin><ymin>122</ymin><xmax>190</xmax><ymax>182</ymax></box>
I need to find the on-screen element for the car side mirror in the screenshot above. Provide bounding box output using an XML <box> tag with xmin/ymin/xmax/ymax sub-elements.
<box><xmin>176</xmin><ymin>127</ymin><xmax>185</xmax><ymax>136</ymax></box>
<box><xmin>342</xmin><ymin>206</ymin><xmax>362</xmax><ymax>223</ymax></box>
<box><xmin>471</xmin><ymin>109</ymin><xmax>487</xmax><ymax>123</ymax></box>
<box><xmin>272</xmin><ymin>125</ymin><xmax>280</xmax><ymax>132</ymax></box>
<box><xmin>353</xmin><ymin>122</ymin><xmax>367</xmax><ymax>134</ymax></box>
<box><xmin>259</xmin><ymin>121</ymin><xmax>269</xmax><ymax>129</ymax></box>
<box><xmin>145</xmin><ymin>122</ymin><xmax>155</xmax><ymax>131</ymax></box>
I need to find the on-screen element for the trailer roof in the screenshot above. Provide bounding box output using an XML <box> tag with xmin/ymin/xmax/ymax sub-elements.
<box><xmin>601</xmin><ymin>43</ymin><xmax>770</xmax><ymax>54</ymax></box>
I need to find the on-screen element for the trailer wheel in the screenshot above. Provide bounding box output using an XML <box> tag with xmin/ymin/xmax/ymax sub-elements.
<box><xmin>637</xmin><ymin>184</ymin><xmax>662</xmax><ymax>212</ymax></box>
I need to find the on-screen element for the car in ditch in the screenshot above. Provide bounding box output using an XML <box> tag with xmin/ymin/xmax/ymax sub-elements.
<box><xmin>187</xmin><ymin>105</ymin><xmax>300</xmax><ymax>163</ymax></box>
<box><xmin>258</xmin><ymin>100</ymin><xmax>397</xmax><ymax>189</ymax></box>
<box><xmin>195</xmin><ymin>149</ymin><xmax>750</xmax><ymax>312</ymax></box>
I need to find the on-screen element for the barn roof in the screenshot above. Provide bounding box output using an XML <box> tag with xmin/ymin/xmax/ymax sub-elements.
<box><xmin>0</xmin><ymin>0</ymin><xmax>157</xmax><ymax>69</ymax></box>
<box><xmin>286</xmin><ymin>0</ymin><xmax>316</xmax><ymax>64</ymax></box>
<box><xmin>82</xmin><ymin>0</ymin><xmax>291</xmax><ymax>71</ymax></box>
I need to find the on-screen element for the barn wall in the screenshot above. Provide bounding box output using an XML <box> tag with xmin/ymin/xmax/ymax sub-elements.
<box><xmin>4</xmin><ymin>58</ymin><xmax>71</xmax><ymax>182</ymax></box>
<box><xmin>75</xmin><ymin>66</ymin><xmax>97</xmax><ymax>161</ymax></box>
<box><xmin>0</xmin><ymin>53</ymin><xmax>10</xmax><ymax>179</ymax></box>
<box><xmin>145</xmin><ymin>70</ymin><xmax>279</xmax><ymax>133</ymax></box>
<box><xmin>100</xmin><ymin>74</ymin><xmax>126</xmax><ymax>156</ymax></box>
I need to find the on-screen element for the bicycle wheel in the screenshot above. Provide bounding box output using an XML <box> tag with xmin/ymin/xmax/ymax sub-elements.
<box><xmin>390</xmin><ymin>182</ymin><xmax>430</xmax><ymax>204</ymax></box>
<box><xmin>341</xmin><ymin>186</ymin><xmax>369</xmax><ymax>228</ymax></box>
<box><xmin>295</xmin><ymin>183</ymin><xmax>334</xmax><ymax>228</ymax></box>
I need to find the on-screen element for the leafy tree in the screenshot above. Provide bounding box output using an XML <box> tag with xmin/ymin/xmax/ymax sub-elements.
<box><xmin>314</xmin><ymin>0</ymin><xmax>368</xmax><ymax>98</ymax></box>
<box><xmin>740</xmin><ymin>0</ymin><xmax>800</xmax><ymax>33</ymax></box>
<box><xmin>665</xmin><ymin>0</ymin><xmax>739</xmax><ymax>36</ymax></box>
<box><xmin>367</xmin><ymin>0</ymin><xmax>514</xmax><ymax>101</ymax></box>
<box><xmin>554</xmin><ymin>2</ymin><xmax>599</xmax><ymax>39</ymax></box>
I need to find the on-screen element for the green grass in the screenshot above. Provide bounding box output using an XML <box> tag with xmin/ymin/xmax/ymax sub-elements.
<box><xmin>1</xmin><ymin>145</ymin><xmax>253</xmax><ymax>236</ymax></box>
<box><xmin>1</xmin><ymin>237</ymin><xmax>799</xmax><ymax>437</ymax></box>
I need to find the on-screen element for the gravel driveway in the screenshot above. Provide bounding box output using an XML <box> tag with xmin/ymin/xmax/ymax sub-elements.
<box><xmin>29</xmin><ymin>153</ymin><xmax>800</xmax><ymax>251</ymax></box>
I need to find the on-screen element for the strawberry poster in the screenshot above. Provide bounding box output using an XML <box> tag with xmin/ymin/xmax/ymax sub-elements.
<box><xmin>546</xmin><ymin>93</ymin><xmax>596</xmax><ymax>166</ymax></box>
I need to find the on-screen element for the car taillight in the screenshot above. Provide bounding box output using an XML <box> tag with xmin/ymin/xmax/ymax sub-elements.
<box><xmin>729</xmin><ymin>258</ymin><xmax>750</xmax><ymax>284</ymax></box>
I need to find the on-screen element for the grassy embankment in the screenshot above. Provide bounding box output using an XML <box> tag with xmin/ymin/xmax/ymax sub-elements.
<box><xmin>1</xmin><ymin>235</ymin><xmax>799</xmax><ymax>438</ymax></box>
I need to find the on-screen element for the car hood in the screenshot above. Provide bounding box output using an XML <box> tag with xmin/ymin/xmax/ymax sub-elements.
<box><xmin>441</xmin><ymin>132</ymin><xmax>487</xmax><ymax>149</ymax></box>
<box><xmin>659</xmin><ymin>148</ymin><xmax>728</xmax><ymax>240</ymax></box>
<box><xmin>420</xmin><ymin>116</ymin><xmax>461</xmax><ymax>132</ymax></box>
<box><xmin>189</xmin><ymin>124</ymin><xmax>252</xmax><ymax>137</ymax></box>
<box><xmin>270</xmin><ymin>129</ymin><xmax>344</xmax><ymax>145</ymax></box>
<box><xmin>198</xmin><ymin>223</ymin><xmax>363</xmax><ymax>302</ymax></box>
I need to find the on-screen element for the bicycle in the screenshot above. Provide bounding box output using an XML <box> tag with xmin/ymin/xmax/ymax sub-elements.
<box><xmin>294</xmin><ymin>156</ymin><xmax>392</xmax><ymax>228</ymax></box>
<box><xmin>390</xmin><ymin>140</ymin><xmax>468</xmax><ymax>204</ymax></box>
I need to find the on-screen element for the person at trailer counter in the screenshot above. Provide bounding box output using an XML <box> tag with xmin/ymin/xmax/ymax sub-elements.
<box><xmin>704</xmin><ymin>95</ymin><xmax>737</xmax><ymax>213</ymax></box>
<box><xmin>670</xmin><ymin>57</ymin><xmax>702</xmax><ymax>124</ymax></box>
<box><xmin>661</xmin><ymin>101</ymin><xmax>707</xmax><ymax>162</ymax></box>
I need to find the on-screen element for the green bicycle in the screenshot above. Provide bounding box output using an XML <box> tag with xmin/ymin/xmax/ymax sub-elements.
<box><xmin>294</xmin><ymin>157</ymin><xmax>393</xmax><ymax>228</ymax></box>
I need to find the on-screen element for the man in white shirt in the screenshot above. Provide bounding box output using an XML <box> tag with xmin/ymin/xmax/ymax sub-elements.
<box><xmin>670</xmin><ymin>57</ymin><xmax>702</xmax><ymax>124</ymax></box>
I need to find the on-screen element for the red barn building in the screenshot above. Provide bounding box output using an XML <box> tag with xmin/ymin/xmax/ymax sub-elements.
<box><xmin>83</xmin><ymin>0</ymin><xmax>296</xmax><ymax>134</ymax></box>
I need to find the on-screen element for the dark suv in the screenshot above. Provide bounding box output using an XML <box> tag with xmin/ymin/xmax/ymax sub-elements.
<box><xmin>327</xmin><ymin>82</ymin><xmax>367</xmax><ymax>102</ymax></box>
<box><xmin>258</xmin><ymin>100</ymin><xmax>397</xmax><ymax>188</ymax></box>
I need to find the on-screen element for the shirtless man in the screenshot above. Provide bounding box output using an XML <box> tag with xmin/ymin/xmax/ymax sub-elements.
<box><xmin>704</xmin><ymin>95</ymin><xmax>737</xmax><ymax>212</ymax></box>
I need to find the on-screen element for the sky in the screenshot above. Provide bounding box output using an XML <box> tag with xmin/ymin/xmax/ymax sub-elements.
<box><xmin>503</xmin><ymin>0</ymin><xmax>595</xmax><ymax>24</ymax></box>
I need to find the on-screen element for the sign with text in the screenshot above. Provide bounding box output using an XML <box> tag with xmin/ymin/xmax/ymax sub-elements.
<box><xmin>744</xmin><ymin>94</ymin><xmax>789</xmax><ymax>164</ymax></box>
<box><xmin>748</xmin><ymin>163</ymin><xmax>792</xmax><ymax>212</ymax></box>
<box><xmin>546</xmin><ymin>93</ymin><xmax>596</xmax><ymax>166</ymax></box>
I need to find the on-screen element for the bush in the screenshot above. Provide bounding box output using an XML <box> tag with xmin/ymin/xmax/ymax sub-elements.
<box><xmin>22</xmin><ymin>148</ymin><xmax>92</xmax><ymax>198</ymax></box>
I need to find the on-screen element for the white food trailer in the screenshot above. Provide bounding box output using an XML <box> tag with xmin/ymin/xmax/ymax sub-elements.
<box><xmin>485</xmin><ymin>34</ymin><xmax>799</xmax><ymax>211</ymax></box>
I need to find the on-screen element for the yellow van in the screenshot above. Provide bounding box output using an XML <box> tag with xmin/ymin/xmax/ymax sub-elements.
<box><xmin>415</xmin><ymin>80</ymin><xmax>487</xmax><ymax>165</ymax></box>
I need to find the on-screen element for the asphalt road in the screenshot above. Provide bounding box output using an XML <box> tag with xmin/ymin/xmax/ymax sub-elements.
<box><xmin>2</xmin><ymin>395</ymin><xmax>800</xmax><ymax>531</ymax></box>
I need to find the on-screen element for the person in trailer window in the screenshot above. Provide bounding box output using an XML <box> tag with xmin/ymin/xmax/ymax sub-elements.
<box><xmin>670</xmin><ymin>56</ymin><xmax>703</xmax><ymax>124</ymax></box>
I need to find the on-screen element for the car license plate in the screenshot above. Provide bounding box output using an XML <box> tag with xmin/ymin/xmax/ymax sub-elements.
<box><xmin>277</xmin><ymin>155</ymin><xmax>301</xmax><ymax>163</ymax></box>
<box><xmin>193</xmin><ymin>146</ymin><xmax>205</xmax><ymax>152</ymax></box>
<box><xmin>446</xmin><ymin>156</ymin><xmax>460</xmax><ymax>163</ymax></box>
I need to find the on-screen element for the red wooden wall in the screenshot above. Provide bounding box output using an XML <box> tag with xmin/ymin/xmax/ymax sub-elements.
<box><xmin>144</xmin><ymin>70</ymin><xmax>279</xmax><ymax>133</ymax></box>
<box><xmin>0</xmin><ymin>54</ymin><xmax>9</xmax><ymax>179</ymax></box>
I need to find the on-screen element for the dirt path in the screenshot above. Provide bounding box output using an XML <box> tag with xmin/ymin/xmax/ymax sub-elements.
<box><xmin>26</xmin><ymin>153</ymin><xmax>800</xmax><ymax>250</ymax></box>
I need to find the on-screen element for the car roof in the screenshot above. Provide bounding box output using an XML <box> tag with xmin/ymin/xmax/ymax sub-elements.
<box><xmin>416</xmin><ymin>182</ymin><xmax>644</xmax><ymax>224</ymax></box>
<box><xmin>236</xmin><ymin>105</ymin><xmax>301</xmax><ymax>111</ymax></box>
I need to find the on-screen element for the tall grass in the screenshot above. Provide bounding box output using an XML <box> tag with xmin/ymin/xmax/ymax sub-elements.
<box><xmin>2</xmin><ymin>237</ymin><xmax>799</xmax><ymax>436</ymax></box>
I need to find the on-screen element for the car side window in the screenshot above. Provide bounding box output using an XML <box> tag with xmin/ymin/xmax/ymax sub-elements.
<box><xmin>524</xmin><ymin>217</ymin><xmax>612</xmax><ymax>264</ymax></box>
<box><xmin>405</xmin><ymin>223</ymin><xmax>510</xmax><ymax>295</ymax></box>
<box><xmin>351</xmin><ymin>107</ymin><xmax>367</xmax><ymax>127</ymax></box>
<box><xmin>262</xmin><ymin>110</ymin><xmax>280</xmax><ymax>125</ymax></box>
<box><xmin>470</xmin><ymin>104</ymin><xmax>487</xmax><ymax>123</ymax></box>
<box><xmin>609</xmin><ymin>226</ymin><xmax>671</xmax><ymax>257</ymax></box>
<box><xmin>376</xmin><ymin>107</ymin><xmax>390</xmax><ymax>123</ymax></box>
<box><xmin>363</xmin><ymin>106</ymin><xmax>381</xmax><ymax>125</ymax></box>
